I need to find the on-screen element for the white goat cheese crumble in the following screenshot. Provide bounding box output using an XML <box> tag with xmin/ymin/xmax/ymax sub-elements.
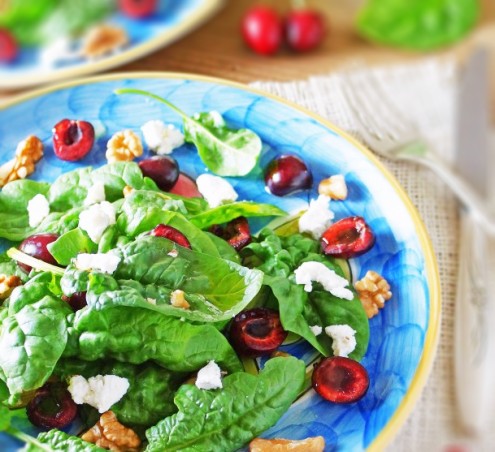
<box><xmin>84</xmin><ymin>182</ymin><xmax>106</xmax><ymax>206</ymax></box>
<box><xmin>310</xmin><ymin>325</ymin><xmax>323</xmax><ymax>336</ymax></box>
<box><xmin>195</xmin><ymin>360</ymin><xmax>223</xmax><ymax>390</ymax></box>
<box><xmin>294</xmin><ymin>261</ymin><xmax>353</xmax><ymax>300</ymax></box>
<box><xmin>74</xmin><ymin>253</ymin><xmax>121</xmax><ymax>275</ymax></box>
<box><xmin>298</xmin><ymin>195</ymin><xmax>334</xmax><ymax>239</ymax></box>
<box><xmin>196</xmin><ymin>174</ymin><xmax>238</xmax><ymax>208</ymax></box>
<box><xmin>27</xmin><ymin>194</ymin><xmax>50</xmax><ymax>228</ymax></box>
<box><xmin>68</xmin><ymin>375</ymin><xmax>129</xmax><ymax>413</ymax></box>
<box><xmin>78</xmin><ymin>201</ymin><xmax>116</xmax><ymax>244</ymax></box>
<box><xmin>325</xmin><ymin>325</ymin><xmax>357</xmax><ymax>358</ymax></box>
<box><xmin>209</xmin><ymin>110</ymin><xmax>225</xmax><ymax>128</ymax></box>
<box><xmin>141</xmin><ymin>120</ymin><xmax>184</xmax><ymax>155</ymax></box>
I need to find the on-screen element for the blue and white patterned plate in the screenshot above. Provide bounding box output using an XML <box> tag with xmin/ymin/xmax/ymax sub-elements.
<box><xmin>0</xmin><ymin>0</ymin><xmax>223</xmax><ymax>89</ymax></box>
<box><xmin>0</xmin><ymin>74</ymin><xmax>440</xmax><ymax>452</ymax></box>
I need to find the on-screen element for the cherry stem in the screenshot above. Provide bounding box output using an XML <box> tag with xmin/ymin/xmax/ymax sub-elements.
<box><xmin>7</xmin><ymin>248</ymin><xmax>64</xmax><ymax>276</ymax></box>
<box><xmin>291</xmin><ymin>0</ymin><xmax>307</xmax><ymax>9</ymax></box>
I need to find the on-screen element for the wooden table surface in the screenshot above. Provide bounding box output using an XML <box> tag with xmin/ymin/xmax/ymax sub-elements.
<box><xmin>2</xmin><ymin>0</ymin><xmax>495</xmax><ymax>104</ymax></box>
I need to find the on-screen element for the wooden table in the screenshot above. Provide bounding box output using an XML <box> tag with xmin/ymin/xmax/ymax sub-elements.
<box><xmin>2</xmin><ymin>0</ymin><xmax>495</xmax><ymax>106</ymax></box>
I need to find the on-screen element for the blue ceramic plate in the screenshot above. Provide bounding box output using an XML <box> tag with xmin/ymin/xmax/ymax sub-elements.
<box><xmin>0</xmin><ymin>0</ymin><xmax>223</xmax><ymax>89</ymax></box>
<box><xmin>0</xmin><ymin>74</ymin><xmax>440</xmax><ymax>452</ymax></box>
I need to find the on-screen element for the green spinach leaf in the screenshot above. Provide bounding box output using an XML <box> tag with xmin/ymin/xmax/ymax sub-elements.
<box><xmin>18</xmin><ymin>428</ymin><xmax>106</xmax><ymax>452</ymax></box>
<box><xmin>47</xmin><ymin>228</ymin><xmax>97</xmax><ymax>266</ymax></box>
<box><xmin>116</xmin><ymin>89</ymin><xmax>263</xmax><ymax>176</ymax></box>
<box><xmin>145</xmin><ymin>357</ymin><xmax>305</xmax><ymax>452</ymax></box>
<box><xmin>0</xmin><ymin>286</ymin><xmax>72</xmax><ymax>400</ymax></box>
<box><xmin>189</xmin><ymin>201</ymin><xmax>286</xmax><ymax>230</ymax></box>
<box><xmin>64</xmin><ymin>305</ymin><xmax>242</xmax><ymax>373</ymax></box>
<box><xmin>55</xmin><ymin>359</ymin><xmax>185</xmax><ymax>428</ymax></box>
<box><xmin>204</xmin><ymin>232</ymin><xmax>241</xmax><ymax>264</ymax></box>
<box><xmin>356</xmin><ymin>0</ymin><xmax>480</xmax><ymax>50</ymax></box>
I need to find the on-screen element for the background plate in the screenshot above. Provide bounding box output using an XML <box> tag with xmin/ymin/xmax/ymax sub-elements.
<box><xmin>0</xmin><ymin>0</ymin><xmax>224</xmax><ymax>89</ymax></box>
<box><xmin>0</xmin><ymin>73</ymin><xmax>440</xmax><ymax>452</ymax></box>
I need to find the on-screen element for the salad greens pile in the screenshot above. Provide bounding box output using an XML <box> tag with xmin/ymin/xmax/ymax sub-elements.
<box><xmin>0</xmin><ymin>161</ymin><xmax>370</xmax><ymax>451</ymax></box>
<box><xmin>0</xmin><ymin>0</ymin><xmax>115</xmax><ymax>46</ymax></box>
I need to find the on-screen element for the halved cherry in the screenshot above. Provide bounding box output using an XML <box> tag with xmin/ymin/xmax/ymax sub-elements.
<box><xmin>169</xmin><ymin>173</ymin><xmax>202</xmax><ymax>198</ymax></box>
<box><xmin>225</xmin><ymin>216</ymin><xmax>252</xmax><ymax>251</ymax></box>
<box><xmin>0</xmin><ymin>28</ymin><xmax>18</xmax><ymax>63</ymax></box>
<box><xmin>312</xmin><ymin>356</ymin><xmax>369</xmax><ymax>404</ymax></box>
<box><xmin>229</xmin><ymin>308</ymin><xmax>288</xmax><ymax>358</ymax></box>
<box><xmin>18</xmin><ymin>233</ymin><xmax>60</xmax><ymax>273</ymax></box>
<box><xmin>26</xmin><ymin>383</ymin><xmax>78</xmax><ymax>429</ymax></box>
<box><xmin>151</xmin><ymin>224</ymin><xmax>192</xmax><ymax>249</ymax></box>
<box><xmin>321</xmin><ymin>216</ymin><xmax>375</xmax><ymax>259</ymax></box>
<box><xmin>52</xmin><ymin>119</ymin><xmax>95</xmax><ymax>161</ymax></box>
<box><xmin>62</xmin><ymin>292</ymin><xmax>87</xmax><ymax>312</ymax></box>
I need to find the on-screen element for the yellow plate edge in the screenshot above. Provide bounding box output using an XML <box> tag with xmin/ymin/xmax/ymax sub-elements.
<box><xmin>0</xmin><ymin>0</ymin><xmax>225</xmax><ymax>89</ymax></box>
<box><xmin>0</xmin><ymin>71</ymin><xmax>442</xmax><ymax>452</ymax></box>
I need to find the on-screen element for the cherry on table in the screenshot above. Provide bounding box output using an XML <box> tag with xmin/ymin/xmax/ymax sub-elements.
<box><xmin>229</xmin><ymin>308</ymin><xmax>288</xmax><ymax>358</ymax></box>
<box><xmin>312</xmin><ymin>356</ymin><xmax>369</xmax><ymax>404</ymax></box>
<box><xmin>152</xmin><ymin>224</ymin><xmax>192</xmax><ymax>249</ymax></box>
<box><xmin>241</xmin><ymin>5</ymin><xmax>283</xmax><ymax>56</ymax></box>
<box><xmin>18</xmin><ymin>233</ymin><xmax>60</xmax><ymax>273</ymax></box>
<box><xmin>26</xmin><ymin>383</ymin><xmax>78</xmax><ymax>429</ymax></box>
<box><xmin>321</xmin><ymin>216</ymin><xmax>375</xmax><ymax>259</ymax></box>
<box><xmin>119</xmin><ymin>0</ymin><xmax>157</xmax><ymax>18</ymax></box>
<box><xmin>264</xmin><ymin>154</ymin><xmax>313</xmax><ymax>196</ymax></box>
<box><xmin>52</xmin><ymin>119</ymin><xmax>94</xmax><ymax>162</ymax></box>
<box><xmin>169</xmin><ymin>173</ymin><xmax>202</xmax><ymax>198</ymax></box>
<box><xmin>286</xmin><ymin>9</ymin><xmax>325</xmax><ymax>52</ymax></box>
<box><xmin>139</xmin><ymin>155</ymin><xmax>179</xmax><ymax>191</ymax></box>
<box><xmin>0</xmin><ymin>28</ymin><xmax>18</xmax><ymax>63</ymax></box>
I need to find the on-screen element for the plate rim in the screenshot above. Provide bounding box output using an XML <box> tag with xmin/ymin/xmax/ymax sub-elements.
<box><xmin>0</xmin><ymin>0</ymin><xmax>225</xmax><ymax>90</ymax></box>
<box><xmin>0</xmin><ymin>71</ymin><xmax>441</xmax><ymax>452</ymax></box>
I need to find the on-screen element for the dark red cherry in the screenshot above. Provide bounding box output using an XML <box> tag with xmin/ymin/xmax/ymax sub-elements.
<box><xmin>286</xmin><ymin>9</ymin><xmax>325</xmax><ymax>52</ymax></box>
<box><xmin>312</xmin><ymin>356</ymin><xmax>369</xmax><ymax>404</ymax></box>
<box><xmin>0</xmin><ymin>28</ymin><xmax>18</xmax><ymax>63</ymax></box>
<box><xmin>229</xmin><ymin>308</ymin><xmax>288</xmax><ymax>358</ymax></box>
<box><xmin>170</xmin><ymin>173</ymin><xmax>202</xmax><ymax>198</ymax></box>
<box><xmin>151</xmin><ymin>224</ymin><xmax>192</xmax><ymax>249</ymax></box>
<box><xmin>321</xmin><ymin>216</ymin><xmax>375</xmax><ymax>259</ymax></box>
<box><xmin>119</xmin><ymin>0</ymin><xmax>157</xmax><ymax>18</ymax></box>
<box><xmin>241</xmin><ymin>6</ymin><xmax>283</xmax><ymax>56</ymax></box>
<box><xmin>62</xmin><ymin>292</ymin><xmax>87</xmax><ymax>312</ymax></box>
<box><xmin>52</xmin><ymin>119</ymin><xmax>94</xmax><ymax>161</ymax></box>
<box><xmin>225</xmin><ymin>217</ymin><xmax>251</xmax><ymax>251</ymax></box>
<box><xmin>26</xmin><ymin>383</ymin><xmax>78</xmax><ymax>429</ymax></box>
<box><xmin>265</xmin><ymin>154</ymin><xmax>312</xmax><ymax>196</ymax></box>
<box><xmin>139</xmin><ymin>155</ymin><xmax>179</xmax><ymax>192</ymax></box>
<box><xmin>18</xmin><ymin>233</ymin><xmax>60</xmax><ymax>273</ymax></box>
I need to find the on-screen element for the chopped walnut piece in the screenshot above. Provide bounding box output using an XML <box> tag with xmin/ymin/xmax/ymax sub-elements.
<box><xmin>355</xmin><ymin>270</ymin><xmax>392</xmax><ymax>319</ymax></box>
<box><xmin>270</xmin><ymin>351</ymin><xmax>291</xmax><ymax>359</ymax></box>
<box><xmin>250</xmin><ymin>436</ymin><xmax>325</xmax><ymax>452</ymax></box>
<box><xmin>170</xmin><ymin>289</ymin><xmax>190</xmax><ymax>309</ymax></box>
<box><xmin>81</xmin><ymin>24</ymin><xmax>128</xmax><ymax>59</ymax></box>
<box><xmin>318</xmin><ymin>175</ymin><xmax>347</xmax><ymax>200</ymax></box>
<box><xmin>123</xmin><ymin>185</ymin><xmax>134</xmax><ymax>197</ymax></box>
<box><xmin>0</xmin><ymin>135</ymin><xmax>43</xmax><ymax>188</ymax></box>
<box><xmin>81</xmin><ymin>411</ymin><xmax>140</xmax><ymax>452</ymax></box>
<box><xmin>106</xmin><ymin>130</ymin><xmax>143</xmax><ymax>164</ymax></box>
<box><xmin>0</xmin><ymin>274</ymin><xmax>22</xmax><ymax>300</ymax></box>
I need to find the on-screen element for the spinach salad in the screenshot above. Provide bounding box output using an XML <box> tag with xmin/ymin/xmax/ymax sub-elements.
<box><xmin>0</xmin><ymin>94</ymin><xmax>379</xmax><ymax>452</ymax></box>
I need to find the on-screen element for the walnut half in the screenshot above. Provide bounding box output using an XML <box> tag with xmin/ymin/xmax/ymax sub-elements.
<box><xmin>81</xmin><ymin>411</ymin><xmax>140</xmax><ymax>452</ymax></box>
<box><xmin>250</xmin><ymin>437</ymin><xmax>325</xmax><ymax>452</ymax></box>
<box><xmin>355</xmin><ymin>270</ymin><xmax>392</xmax><ymax>319</ymax></box>
<box><xmin>106</xmin><ymin>130</ymin><xmax>143</xmax><ymax>164</ymax></box>
<box><xmin>81</xmin><ymin>24</ymin><xmax>128</xmax><ymax>60</ymax></box>
<box><xmin>0</xmin><ymin>274</ymin><xmax>22</xmax><ymax>300</ymax></box>
<box><xmin>0</xmin><ymin>135</ymin><xmax>43</xmax><ymax>188</ymax></box>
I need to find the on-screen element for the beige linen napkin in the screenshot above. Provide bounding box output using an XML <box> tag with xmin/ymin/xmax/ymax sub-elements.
<box><xmin>251</xmin><ymin>59</ymin><xmax>480</xmax><ymax>451</ymax></box>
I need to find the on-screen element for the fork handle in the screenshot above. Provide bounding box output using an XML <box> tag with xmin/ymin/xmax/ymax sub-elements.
<box><xmin>415</xmin><ymin>155</ymin><xmax>495</xmax><ymax>235</ymax></box>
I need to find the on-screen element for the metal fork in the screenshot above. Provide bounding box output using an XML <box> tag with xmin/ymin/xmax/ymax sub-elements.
<box><xmin>341</xmin><ymin>70</ymin><xmax>495</xmax><ymax>235</ymax></box>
